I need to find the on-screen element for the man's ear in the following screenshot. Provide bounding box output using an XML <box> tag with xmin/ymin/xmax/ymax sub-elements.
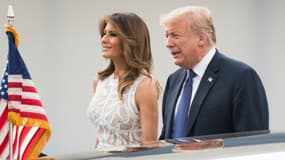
<box><xmin>198</xmin><ymin>32</ymin><xmax>208</xmax><ymax>47</ymax></box>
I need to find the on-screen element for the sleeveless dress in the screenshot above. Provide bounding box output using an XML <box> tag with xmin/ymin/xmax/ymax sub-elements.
<box><xmin>87</xmin><ymin>73</ymin><xmax>145</xmax><ymax>151</ymax></box>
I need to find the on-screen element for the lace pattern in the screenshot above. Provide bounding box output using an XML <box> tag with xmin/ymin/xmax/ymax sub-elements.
<box><xmin>87</xmin><ymin>74</ymin><xmax>145</xmax><ymax>150</ymax></box>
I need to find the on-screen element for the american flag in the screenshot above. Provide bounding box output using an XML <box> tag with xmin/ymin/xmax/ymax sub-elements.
<box><xmin>0</xmin><ymin>25</ymin><xmax>51</xmax><ymax>160</ymax></box>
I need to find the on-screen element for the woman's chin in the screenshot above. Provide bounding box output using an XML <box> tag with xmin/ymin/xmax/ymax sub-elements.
<box><xmin>101</xmin><ymin>53</ymin><xmax>110</xmax><ymax>59</ymax></box>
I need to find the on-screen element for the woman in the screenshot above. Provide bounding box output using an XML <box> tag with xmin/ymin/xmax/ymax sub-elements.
<box><xmin>87</xmin><ymin>12</ymin><xmax>161</xmax><ymax>152</ymax></box>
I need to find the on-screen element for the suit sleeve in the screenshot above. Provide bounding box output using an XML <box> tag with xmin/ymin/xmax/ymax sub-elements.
<box><xmin>159</xmin><ymin>76</ymin><xmax>171</xmax><ymax>140</ymax></box>
<box><xmin>232</xmin><ymin>67</ymin><xmax>269</xmax><ymax>131</ymax></box>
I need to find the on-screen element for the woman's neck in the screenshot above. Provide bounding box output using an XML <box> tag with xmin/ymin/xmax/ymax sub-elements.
<box><xmin>114</xmin><ymin>69</ymin><xmax>126</xmax><ymax>79</ymax></box>
<box><xmin>113</xmin><ymin>63</ymin><xmax>128</xmax><ymax>79</ymax></box>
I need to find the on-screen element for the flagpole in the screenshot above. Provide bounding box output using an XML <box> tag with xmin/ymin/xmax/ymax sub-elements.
<box><xmin>9</xmin><ymin>123</ymin><xmax>13</xmax><ymax>160</ymax></box>
<box><xmin>7</xmin><ymin>5</ymin><xmax>15</xmax><ymax>160</ymax></box>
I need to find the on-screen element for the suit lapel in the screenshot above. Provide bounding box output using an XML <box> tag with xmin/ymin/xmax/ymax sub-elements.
<box><xmin>185</xmin><ymin>51</ymin><xmax>222</xmax><ymax>135</ymax></box>
<box><xmin>165</xmin><ymin>70</ymin><xmax>187</xmax><ymax>138</ymax></box>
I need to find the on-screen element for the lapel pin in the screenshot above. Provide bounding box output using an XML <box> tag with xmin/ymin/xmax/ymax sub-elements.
<box><xmin>208</xmin><ymin>77</ymin><xmax>213</xmax><ymax>83</ymax></box>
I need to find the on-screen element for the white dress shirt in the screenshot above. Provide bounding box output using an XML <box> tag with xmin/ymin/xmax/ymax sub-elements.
<box><xmin>175</xmin><ymin>48</ymin><xmax>216</xmax><ymax>117</ymax></box>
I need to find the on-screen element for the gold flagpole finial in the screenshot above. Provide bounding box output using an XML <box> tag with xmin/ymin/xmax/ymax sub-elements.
<box><xmin>5</xmin><ymin>5</ymin><xmax>20</xmax><ymax>47</ymax></box>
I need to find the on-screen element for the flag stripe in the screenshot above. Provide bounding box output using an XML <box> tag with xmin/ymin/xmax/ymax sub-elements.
<box><xmin>9</xmin><ymin>109</ymin><xmax>48</xmax><ymax>121</ymax></box>
<box><xmin>0</xmin><ymin>99</ymin><xmax>9</xmax><ymax>159</ymax></box>
<box><xmin>10</xmin><ymin>105</ymin><xmax>47</xmax><ymax>114</ymax></box>
<box><xmin>23</xmin><ymin>92</ymin><xmax>40</xmax><ymax>100</ymax></box>
<box><xmin>9</xmin><ymin>83</ymin><xmax>39</xmax><ymax>94</ymax></box>
<box><xmin>8</xmin><ymin>95</ymin><xmax>42</xmax><ymax>106</ymax></box>
<box><xmin>0</xmin><ymin>133</ymin><xmax>9</xmax><ymax>159</ymax></box>
<box><xmin>18</xmin><ymin>126</ymin><xmax>32</xmax><ymax>160</ymax></box>
<box><xmin>0</xmin><ymin>121</ymin><xmax>9</xmax><ymax>144</ymax></box>
<box><xmin>22</xmin><ymin>99</ymin><xmax>42</xmax><ymax>106</ymax></box>
<box><xmin>8</xmin><ymin>82</ymin><xmax>22</xmax><ymax>88</ymax></box>
<box><xmin>20</xmin><ymin>112</ymin><xmax>48</xmax><ymax>121</ymax></box>
<box><xmin>8</xmin><ymin>95</ymin><xmax>22</xmax><ymax>101</ymax></box>
<box><xmin>22</xmin><ymin>128</ymin><xmax>43</xmax><ymax>160</ymax></box>
<box><xmin>7</xmin><ymin>88</ymin><xmax>21</xmax><ymax>96</ymax></box>
<box><xmin>13</xmin><ymin>126</ymin><xmax>20</xmax><ymax>160</ymax></box>
<box><xmin>23</xmin><ymin>86</ymin><xmax>37</xmax><ymax>93</ymax></box>
<box><xmin>0</xmin><ymin>102</ymin><xmax>8</xmax><ymax>129</ymax></box>
<box><xmin>0</xmin><ymin>142</ymin><xmax>9</xmax><ymax>160</ymax></box>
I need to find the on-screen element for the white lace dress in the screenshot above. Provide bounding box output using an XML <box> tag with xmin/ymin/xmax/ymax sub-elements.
<box><xmin>87</xmin><ymin>73</ymin><xmax>145</xmax><ymax>151</ymax></box>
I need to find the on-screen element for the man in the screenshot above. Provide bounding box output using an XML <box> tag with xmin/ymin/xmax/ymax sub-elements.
<box><xmin>159</xmin><ymin>6</ymin><xmax>269</xmax><ymax>140</ymax></box>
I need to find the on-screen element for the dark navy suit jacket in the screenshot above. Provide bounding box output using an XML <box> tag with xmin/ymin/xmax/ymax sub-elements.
<box><xmin>160</xmin><ymin>50</ymin><xmax>269</xmax><ymax>140</ymax></box>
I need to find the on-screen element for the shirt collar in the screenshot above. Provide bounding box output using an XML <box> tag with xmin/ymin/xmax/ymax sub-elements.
<box><xmin>192</xmin><ymin>47</ymin><xmax>216</xmax><ymax>78</ymax></box>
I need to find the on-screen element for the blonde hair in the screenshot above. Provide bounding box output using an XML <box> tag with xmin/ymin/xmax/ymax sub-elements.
<box><xmin>160</xmin><ymin>6</ymin><xmax>216</xmax><ymax>45</ymax></box>
<box><xmin>98</xmin><ymin>12</ymin><xmax>154</xmax><ymax>100</ymax></box>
